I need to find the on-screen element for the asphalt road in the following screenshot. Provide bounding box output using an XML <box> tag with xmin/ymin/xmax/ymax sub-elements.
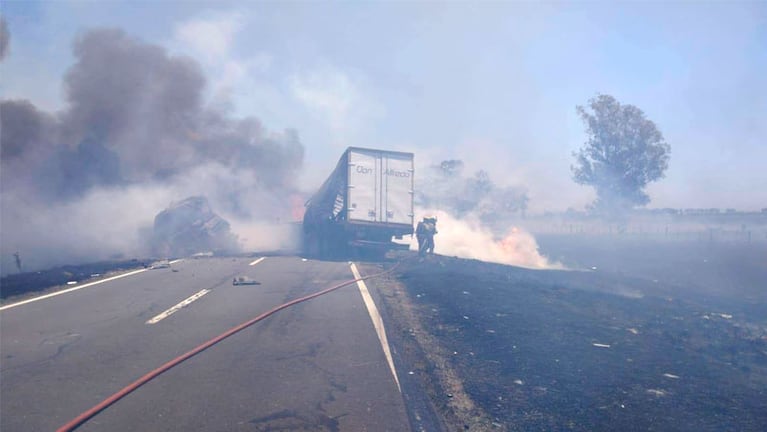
<box><xmin>1</xmin><ymin>256</ymin><xmax>409</xmax><ymax>431</ymax></box>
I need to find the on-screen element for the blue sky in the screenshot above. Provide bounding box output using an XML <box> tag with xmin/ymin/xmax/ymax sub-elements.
<box><xmin>2</xmin><ymin>0</ymin><xmax>765</xmax><ymax>211</ymax></box>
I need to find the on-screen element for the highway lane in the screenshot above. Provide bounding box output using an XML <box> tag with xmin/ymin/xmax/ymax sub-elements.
<box><xmin>0</xmin><ymin>256</ymin><xmax>409</xmax><ymax>431</ymax></box>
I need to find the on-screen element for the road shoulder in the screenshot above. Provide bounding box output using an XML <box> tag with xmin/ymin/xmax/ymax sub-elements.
<box><xmin>359</xmin><ymin>262</ymin><xmax>497</xmax><ymax>432</ymax></box>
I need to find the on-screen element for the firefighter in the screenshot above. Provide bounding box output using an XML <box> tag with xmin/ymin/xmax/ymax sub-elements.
<box><xmin>416</xmin><ymin>216</ymin><xmax>438</xmax><ymax>256</ymax></box>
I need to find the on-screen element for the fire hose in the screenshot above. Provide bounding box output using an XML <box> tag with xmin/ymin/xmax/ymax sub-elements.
<box><xmin>57</xmin><ymin>260</ymin><xmax>402</xmax><ymax>432</ymax></box>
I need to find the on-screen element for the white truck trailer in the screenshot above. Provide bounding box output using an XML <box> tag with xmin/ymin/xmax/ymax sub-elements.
<box><xmin>302</xmin><ymin>147</ymin><xmax>414</xmax><ymax>258</ymax></box>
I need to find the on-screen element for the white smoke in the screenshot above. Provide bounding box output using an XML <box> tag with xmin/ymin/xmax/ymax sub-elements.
<box><xmin>412</xmin><ymin>209</ymin><xmax>562</xmax><ymax>269</ymax></box>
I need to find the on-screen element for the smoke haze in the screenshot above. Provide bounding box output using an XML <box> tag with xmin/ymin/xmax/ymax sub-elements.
<box><xmin>0</xmin><ymin>17</ymin><xmax>9</xmax><ymax>61</ymax></box>
<box><xmin>412</xmin><ymin>209</ymin><xmax>561</xmax><ymax>270</ymax></box>
<box><xmin>2</xmin><ymin>4</ymin><xmax>764</xmax><ymax>274</ymax></box>
<box><xmin>1</xmin><ymin>28</ymin><xmax>303</xmax><ymax>273</ymax></box>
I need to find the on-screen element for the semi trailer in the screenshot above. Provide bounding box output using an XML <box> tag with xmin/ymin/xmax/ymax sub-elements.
<box><xmin>303</xmin><ymin>147</ymin><xmax>414</xmax><ymax>258</ymax></box>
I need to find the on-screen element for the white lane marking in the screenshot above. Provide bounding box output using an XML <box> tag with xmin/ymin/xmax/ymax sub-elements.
<box><xmin>249</xmin><ymin>257</ymin><xmax>266</xmax><ymax>266</ymax></box>
<box><xmin>146</xmin><ymin>289</ymin><xmax>211</xmax><ymax>324</ymax></box>
<box><xmin>1</xmin><ymin>268</ymin><xmax>147</xmax><ymax>311</ymax></box>
<box><xmin>0</xmin><ymin>258</ymin><xmax>186</xmax><ymax>312</ymax></box>
<box><xmin>350</xmin><ymin>263</ymin><xmax>401</xmax><ymax>393</ymax></box>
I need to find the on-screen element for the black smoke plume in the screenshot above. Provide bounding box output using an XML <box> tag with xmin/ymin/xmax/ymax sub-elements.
<box><xmin>1</xmin><ymin>29</ymin><xmax>304</xmax><ymax>272</ymax></box>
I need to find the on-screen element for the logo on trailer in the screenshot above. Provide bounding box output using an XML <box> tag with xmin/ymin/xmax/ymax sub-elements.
<box><xmin>355</xmin><ymin>165</ymin><xmax>411</xmax><ymax>178</ymax></box>
<box><xmin>385</xmin><ymin>169</ymin><xmax>410</xmax><ymax>178</ymax></box>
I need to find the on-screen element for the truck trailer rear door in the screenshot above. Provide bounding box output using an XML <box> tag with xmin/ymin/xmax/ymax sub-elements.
<box><xmin>347</xmin><ymin>148</ymin><xmax>413</xmax><ymax>226</ymax></box>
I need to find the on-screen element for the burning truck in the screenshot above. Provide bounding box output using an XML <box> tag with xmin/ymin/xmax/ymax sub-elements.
<box><xmin>302</xmin><ymin>147</ymin><xmax>415</xmax><ymax>258</ymax></box>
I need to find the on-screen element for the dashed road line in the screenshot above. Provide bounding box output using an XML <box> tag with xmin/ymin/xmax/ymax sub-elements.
<box><xmin>350</xmin><ymin>262</ymin><xmax>401</xmax><ymax>393</ymax></box>
<box><xmin>146</xmin><ymin>289</ymin><xmax>211</xmax><ymax>324</ymax></box>
<box><xmin>249</xmin><ymin>257</ymin><xmax>266</xmax><ymax>266</ymax></box>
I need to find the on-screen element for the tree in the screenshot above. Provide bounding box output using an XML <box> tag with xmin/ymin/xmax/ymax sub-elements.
<box><xmin>437</xmin><ymin>159</ymin><xmax>464</xmax><ymax>178</ymax></box>
<box><xmin>572</xmin><ymin>94</ymin><xmax>670</xmax><ymax>215</ymax></box>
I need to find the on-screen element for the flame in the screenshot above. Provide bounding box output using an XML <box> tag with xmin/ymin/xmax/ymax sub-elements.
<box><xmin>497</xmin><ymin>227</ymin><xmax>556</xmax><ymax>269</ymax></box>
<box><xmin>290</xmin><ymin>194</ymin><xmax>306</xmax><ymax>221</ymax></box>
<box><xmin>413</xmin><ymin>209</ymin><xmax>562</xmax><ymax>269</ymax></box>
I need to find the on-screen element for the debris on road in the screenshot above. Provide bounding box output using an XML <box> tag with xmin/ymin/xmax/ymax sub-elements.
<box><xmin>232</xmin><ymin>276</ymin><xmax>260</xmax><ymax>286</ymax></box>
<box><xmin>149</xmin><ymin>259</ymin><xmax>171</xmax><ymax>269</ymax></box>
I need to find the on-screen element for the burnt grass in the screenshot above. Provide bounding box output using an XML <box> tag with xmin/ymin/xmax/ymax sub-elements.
<box><xmin>393</xmin><ymin>237</ymin><xmax>767</xmax><ymax>431</ymax></box>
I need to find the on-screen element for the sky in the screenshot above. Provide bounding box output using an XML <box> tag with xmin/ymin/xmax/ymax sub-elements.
<box><xmin>1</xmin><ymin>0</ymin><xmax>766</xmax><ymax>212</ymax></box>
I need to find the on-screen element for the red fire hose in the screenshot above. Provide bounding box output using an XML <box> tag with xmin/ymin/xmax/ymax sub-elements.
<box><xmin>57</xmin><ymin>261</ymin><xmax>401</xmax><ymax>432</ymax></box>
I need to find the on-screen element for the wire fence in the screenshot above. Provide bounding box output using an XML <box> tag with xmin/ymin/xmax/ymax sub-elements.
<box><xmin>525</xmin><ymin>220</ymin><xmax>767</xmax><ymax>244</ymax></box>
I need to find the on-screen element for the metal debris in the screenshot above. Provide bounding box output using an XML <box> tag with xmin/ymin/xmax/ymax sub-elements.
<box><xmin>149</xmin><ymin>259</ymin><xmax>171</xmax><ymax>269</ymax></box>
<box><xmin>232</xmin><ymin>276</ymin><xmax>260</xmax><ymax>286</ymax></box>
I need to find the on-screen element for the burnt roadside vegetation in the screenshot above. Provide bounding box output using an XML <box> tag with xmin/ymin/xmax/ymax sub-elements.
<box><xmin>0</xmin><ymin>260</ymin><xmax>150</xmax><ymax>303</ymax></box>
<box><xmin>378</xmin><ymin>237</ymin><xmax>767</xmax><ymax>431</ymax></box>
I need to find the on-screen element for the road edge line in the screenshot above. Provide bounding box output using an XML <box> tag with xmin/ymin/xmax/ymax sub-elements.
<box><xmin>350</xmin><ymin>262</ymin><xmax>401</xmax><ymax>393</ymax></box>
<box><xmin>0</xmin><ymin>268</ymin><xmax>149</xmax><ymax>312</ymax></box>
<box><xmin>0</xmin><ymin>259</ymin><xmax>185</xmax><ymax>312</ymax></box>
